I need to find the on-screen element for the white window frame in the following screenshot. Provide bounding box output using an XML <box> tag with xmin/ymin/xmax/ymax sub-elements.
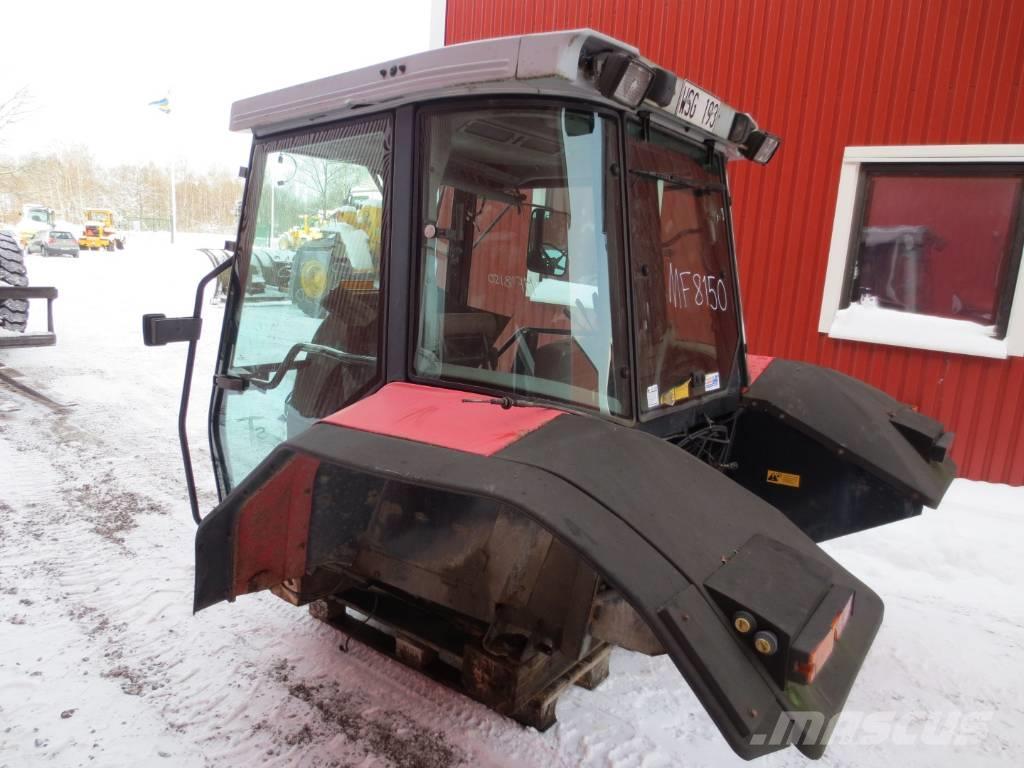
<box><xmin>818</xmin><ymin>145</ymin><xmax>1024</xmax><ymax>359</ymax></box>
<box><xmin>429</xmin><ymin>0</ymin><xmax>447</xmax><ymax>49</ymax></box>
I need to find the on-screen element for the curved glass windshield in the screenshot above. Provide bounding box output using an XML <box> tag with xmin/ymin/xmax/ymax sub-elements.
<box><xmin>415</xmin><ymin>106</ymin><xmax>630</xmax><ymax>416</ymax></box>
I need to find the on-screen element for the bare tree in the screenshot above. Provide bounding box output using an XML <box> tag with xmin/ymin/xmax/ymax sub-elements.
<box><xmin>0</xmin><ymin>149</ymin><xmax>241</xmax><ymax>232</ymax></box>
<box><xmin>0</xmin><ymin>87</ymin><xmax>34</xmax><ymax>183</ymax></box>
<box><xmin>294</xmin><ymin>157</ymin><xmax>364</xmax><ymax>217</ymax></box>
<box><xmin>108</xmin><ymin>163</ymin><xmax>165</xmax><ymax>222</ymax></box>
<box><xmin>0</xmin><ymin>87</ymin><xmax>32</xmax><ymax>141</ymax></box>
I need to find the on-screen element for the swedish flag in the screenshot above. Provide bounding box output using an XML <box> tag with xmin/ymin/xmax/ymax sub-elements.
<box><xmin>148</xmin><ymin>96</ymin><xmax>171</xmax><ymax>113</ymax></box>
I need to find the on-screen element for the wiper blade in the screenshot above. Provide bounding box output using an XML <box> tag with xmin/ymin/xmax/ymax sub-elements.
<box><xmin>462</xmin><ymin>395</ymin><xmax>541</xmax><ymax>410</ymax></box>
<box><xmin>630</xmin><ymin>168</ymin><xmax>725</xmax><ymax>193</ymax></box>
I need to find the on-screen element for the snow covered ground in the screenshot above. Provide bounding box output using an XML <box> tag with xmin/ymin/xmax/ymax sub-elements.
<box><xmin>1</xmin><ymin>233</ymin><xmax>1022</xmax><ymax>767</ymax></box>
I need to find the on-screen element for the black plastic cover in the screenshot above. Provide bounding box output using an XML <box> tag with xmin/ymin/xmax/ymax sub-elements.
<box><xmin>142</xmin><ymin>313</ymin><xmax>202</xmax><ymax>346</ymax></box>
<box><xmin>740</xmin><ymin>360</ymin><xmax>955</xmax><ymax>508</ymax></box>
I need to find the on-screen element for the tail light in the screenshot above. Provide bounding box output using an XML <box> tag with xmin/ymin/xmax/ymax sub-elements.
<box><xmin>790</xmin><ymin>590</ymin><xmax>854</xmax><ymax>684</ymax></box>
<box><xmin>48</xmin><ymin>237</ymin><xmax>55</xmax><ymax>245</ymax></box>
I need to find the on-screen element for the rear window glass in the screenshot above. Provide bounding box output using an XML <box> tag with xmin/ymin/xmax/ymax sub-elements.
<box><xmin>51</xmin><ymin>231</ymin><xmax>74</xmax><ymax>239</ymax></box>
<box><xmin>626</xmin><ymin>122</ymin><xmax>740</xmax><ymax>414</ymax></box>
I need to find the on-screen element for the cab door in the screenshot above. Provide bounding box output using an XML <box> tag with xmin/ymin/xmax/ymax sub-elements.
<box><xmin>211</xmin><ymin>114</ymin><xmax>392</xmax><ymax>493</ymax></box>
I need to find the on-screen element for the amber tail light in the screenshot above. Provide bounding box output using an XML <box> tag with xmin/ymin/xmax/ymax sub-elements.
<box><xmin>790</xmin><ymin>589</ymin><xmax>854</xmax><ymax>684</ymax></box>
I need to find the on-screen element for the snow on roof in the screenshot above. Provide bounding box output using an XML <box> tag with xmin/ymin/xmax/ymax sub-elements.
<box><xmin>229</xmin><ymin>29</ymin><xmax>747</xmax><ymax>149</ymax></box>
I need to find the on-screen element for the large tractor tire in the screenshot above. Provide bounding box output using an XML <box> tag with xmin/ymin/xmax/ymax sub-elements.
<box><xmin>288</xmin><ymin>246</ymin><xmax>330</xmax><ymax>318</ymax></box>
<box><xmin>0</xmin><ymin>231</ymin><xmax>29</xmax><ymax>332</ymax></box>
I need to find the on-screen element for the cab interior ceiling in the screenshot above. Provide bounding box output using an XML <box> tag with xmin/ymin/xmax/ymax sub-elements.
<box><xmin>442</xmin><ymin>112</ymin><xmax>595</xmax><ymax>196</ymax></box>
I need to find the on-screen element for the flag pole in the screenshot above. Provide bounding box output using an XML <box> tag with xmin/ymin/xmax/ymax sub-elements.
<box><xmin>167</xmin><ymin>91</ymin><xmax>176</xmax><ymax>245</ymax></box>
<box><xmin>148</xmin><ymin>93</ymin><xmax>176</xmax><ymax>244</ymax></box>
<box><xmin>169</xmin><ymin>150</ymin><xmax>177</xmax><ymax>245</ymax></box>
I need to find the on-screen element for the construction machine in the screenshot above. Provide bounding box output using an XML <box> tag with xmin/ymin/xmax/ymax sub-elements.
<box><xmin>79</xmin><ymin>208</ymin><xmax>126</xmax><ymax>251</ymax></box>
<box><xmin>143</xmin><ymin>30</ymin><xmax>955</xmax><ymax>760</ymax></box>
<box><xmin>15</xmin><ymin>204</ymin><xmax>55</xmax><ymax>248</ymax></box>
<box><xmin>289</xmin><ymin>203</ymin><xmax>383</xmax><ymax>317</ymax></box>
<box><xmin>277</xmin><ymin>213</ymin><xmax>324</xmax><ymax>251</ymax></box>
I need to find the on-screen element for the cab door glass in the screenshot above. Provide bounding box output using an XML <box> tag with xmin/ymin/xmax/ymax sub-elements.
<box><xmin>217</xmin><ymin>116</ymin><xmax>391</xmax><ymax>489</ymax></box>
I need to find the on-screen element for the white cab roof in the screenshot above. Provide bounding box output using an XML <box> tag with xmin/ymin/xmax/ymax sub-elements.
<box><xmin>229</xmin><ymin>29</ymin><xmax>746</xmax><ymax>149</ymax></box>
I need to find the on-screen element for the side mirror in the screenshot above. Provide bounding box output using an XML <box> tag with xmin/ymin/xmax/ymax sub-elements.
<box><xmin>526</xmin><ymin>208</ymin><xmax>569</xmax><ymax>278</ymax></box>
<box><xmin>142</xmin><ymin>313</ymin><xmax>202</xmax><ymax>346</ymax></box>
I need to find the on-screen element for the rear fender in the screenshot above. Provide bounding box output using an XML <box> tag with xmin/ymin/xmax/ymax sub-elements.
<box><xmin>732</xmin><ymin>358</ymin><xmax>956</xmax><ymax>541</ymax></box>
<box><xmin>195</xmin><ymin>383</ymin><xmax>886</xmax><ymax>760</ymax></box>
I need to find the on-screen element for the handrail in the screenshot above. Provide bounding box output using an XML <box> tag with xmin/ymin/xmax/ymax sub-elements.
<box><xmin>181</xmin><ymin>257</ymin><xmax>234</xmax><ymax>525</ymax></box>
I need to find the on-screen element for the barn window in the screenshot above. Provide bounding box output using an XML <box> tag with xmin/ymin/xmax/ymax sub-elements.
<box><xmin>818</xmin><ymin>146</ymin><xmax>1024</xmax><ymax>358</ymax></box>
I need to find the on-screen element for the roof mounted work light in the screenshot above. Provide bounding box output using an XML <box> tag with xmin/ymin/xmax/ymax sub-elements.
<box><xmin>594</xmin><ymin>52</ymin><xmax>654</xmax><ymax>108</ymax></box>
<box><xmin>728</xmin><ymin>112</ymin><xmax>757</xmax><ymax>144</ymax></box>
<box><xmin>646</xmin><ymin>68</ymin><xmax>678</xmax><ymax>108</ymax></box>
<box><xmin>742</xmin><ymin>130</ymin><xmax>781</xmax><ymax>165</ymax></box>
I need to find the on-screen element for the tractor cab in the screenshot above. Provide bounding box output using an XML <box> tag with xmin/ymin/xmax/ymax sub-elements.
<box><xmin>144</xmin><ymin>30</ymin><xmax>954</xmax><ymax>760</ymax></box>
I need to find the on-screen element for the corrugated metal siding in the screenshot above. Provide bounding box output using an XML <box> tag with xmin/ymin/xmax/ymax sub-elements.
<box><xmin>446</xmin><ymin>0</ymin><xmax>1024</xmax><ymax>484</ymax></box>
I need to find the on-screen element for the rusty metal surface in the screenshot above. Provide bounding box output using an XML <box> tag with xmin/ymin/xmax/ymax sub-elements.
<box><xmin>312</xmin><ymin>464</ymin><xmax>601</xmax><ymax>663</ymax></box>
<box><xmin>590</xmin><ymin>589</ymin><xmax>664</xmax><ymax>655</ymax></box>
<box><xmin>445</xmin><ymin>0</ymin><xmax>1024</xmax><ymax>484</ymax></box>
<box><xmin>231</xmin><ymin>454</ymin><xmax>320</xmax><ymax>597</ymax></box>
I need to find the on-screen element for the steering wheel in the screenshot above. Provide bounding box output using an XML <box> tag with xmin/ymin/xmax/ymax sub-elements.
<box><xmin>539</xmin><ymin>243</ymin><xmax>567</xmax><ymax>277</ymax></box>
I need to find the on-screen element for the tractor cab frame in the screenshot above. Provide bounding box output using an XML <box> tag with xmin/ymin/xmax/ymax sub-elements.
<box><xmin>144</xmin><ymin>30</ymin><xmax>955</xmax><ymax>760</ymax></box>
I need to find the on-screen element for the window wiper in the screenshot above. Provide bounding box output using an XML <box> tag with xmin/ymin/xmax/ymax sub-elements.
<box><xmin>231</xmin><ymin>342</ymin><xmax>376</xmax><ymax>392</ymax></box>
<box><xmin>462</xmin><ymin>395</ymin><xmax>542</xmax><ymax>409</ymax></box>
<box><xmin>630</xmin><ymin>168</ymin><xmax>725</xmax><ymax>193</ymax></box>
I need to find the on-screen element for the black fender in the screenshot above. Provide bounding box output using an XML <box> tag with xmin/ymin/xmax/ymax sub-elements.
<box><xmin>196</xmin><ymin>383</ymin><xmax>885</xmax><ymax>760</ymax></box>
<box><xmin>732</xmin><ymin>358</ymin><xmax>956</xmax><ymax>541</ymax></box>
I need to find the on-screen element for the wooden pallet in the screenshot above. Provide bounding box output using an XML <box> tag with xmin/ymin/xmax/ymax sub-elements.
<box><xmin>309</xmin><ymin>593</ymin><xmax>611</xmax><ymax>731</ymax></box>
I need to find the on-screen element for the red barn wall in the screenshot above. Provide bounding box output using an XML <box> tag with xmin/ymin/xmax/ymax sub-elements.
<box><xmin>445</xmin><ymin>0</ymin><xmax>1024</xmax><ymax>484</ymax></box>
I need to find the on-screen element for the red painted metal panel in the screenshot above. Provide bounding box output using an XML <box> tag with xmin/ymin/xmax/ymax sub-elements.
<box><xmin>445</xmin><ymin>0</ymin><xmax>1024</xmax><ymax>484</ymax></box>
<box><xmin>232</xmin><ymin>454</ymin><xmax>319</xmax><ymax>599</ymax></box>
<box><xmin>323</xmin><ymin>382</ymin><xmax>562</xmax><ymax>456</ymax></box>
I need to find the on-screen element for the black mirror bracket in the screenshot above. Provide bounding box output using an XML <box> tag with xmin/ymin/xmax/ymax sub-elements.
<box><xmin>142</xmin><ymin>314</ymin><xmax>202</xmax><ymax>346</ymax></box>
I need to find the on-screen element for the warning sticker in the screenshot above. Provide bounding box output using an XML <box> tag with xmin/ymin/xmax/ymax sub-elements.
<box><xmin>766</xmin><ymin>470</ymin><xmax>801</xmax><ymax>488</ymax></box>
<box><xmin>706</xmin><ymin>371</ymin><xmax>721</xmax><ymax>392</ymax></box>
<box><xmin>646</xmin><ymin>384</ymin><xmax>660</xmax><ymax>409</ymax></box>
<box><xmin>659</xmin><ymin>380</ymin><xmax>690</xmax><ymax>406</ymax></box>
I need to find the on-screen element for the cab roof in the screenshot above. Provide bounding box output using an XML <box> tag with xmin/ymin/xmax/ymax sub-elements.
<box><xmin>229</xmin><ymin>29</ymin><xmax>761</xmax><ymax>157</ymax></box>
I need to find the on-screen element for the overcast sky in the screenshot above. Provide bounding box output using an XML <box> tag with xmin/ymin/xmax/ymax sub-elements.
<box><xmin>0</xmin><ymin>0</ymin><xmax>440</xmax><ymax>171</ymax></box>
